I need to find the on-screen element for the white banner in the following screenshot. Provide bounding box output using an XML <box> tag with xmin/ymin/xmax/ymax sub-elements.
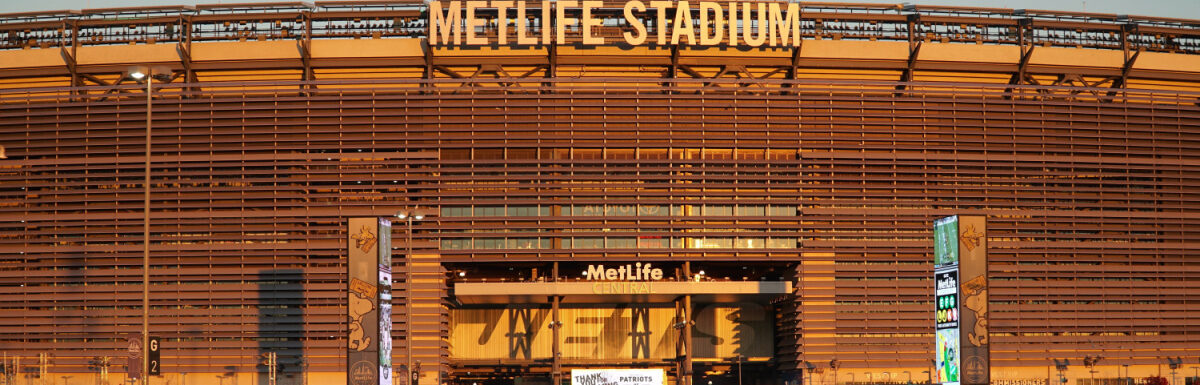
<box><xmin>571</xmin><ymin>369</ymin><xmax>664</xmax><ymax>385</ymax></box>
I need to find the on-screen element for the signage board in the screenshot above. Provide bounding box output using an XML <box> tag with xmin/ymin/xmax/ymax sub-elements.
<box><xmin>957</xmin><ymin>216</ymin><xmax>989</xmax><ymax>385</ymax></box>
<box><xmin>148</xmin><ymin>336</ymin><xmax>161</xmax><ymax>375</ymax></box>
<box><xmin>429</xmin><ymin>1</ymin><xmax>806</xmax><ymax>48</ymax></box>
<box><xmin>934</xmin><ymin>267</ymin><xmax>960</xmax><ymax>385</ymax></box>
<box><xmin>933</xmin><ymin>215</ymin><xmax>988</xmax><ymax>385</ymax></box>
<box><xmin>348</xmin><ymin>218</ymin><xmax>393</xmax><ymax>385</ymax></box>
<box><xmin>571</xmin><ymin>369</ymin><xmax>664</xmax><ymax>385</ymax></box>
<box><xmin>934</xmin><ymin>216</ymin><xmax>958</xmax><ymax>267</ymax></box>
<box><xmin>378</xmin><ymin>219</ymin><xmax>393</xmax><ymax>385</ymax></box>
<box><xmin>126</xmin><ymin>336</ymin><xmax>142</xmax><ymax>380</ymax></box>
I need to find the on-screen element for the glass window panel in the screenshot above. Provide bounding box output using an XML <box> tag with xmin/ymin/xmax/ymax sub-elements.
<box><xmin>637</xmin><ymin>236</ymin><xmax>669</xmax><ymax>248</ymax></box>
<box><xmin>572</xmin><ymin>237</ymin><xmax>604</xmax><ymax>249</ymax></box>
<box><xmin>736</xmin><ymin>205</ymin><xmax>766</xmax><ymax>216</ymax></box>
<box><xmin>690</xmin><ymin>237</ymin><xmax>733</xmax><ymax>248</ymax></box>
<box><xmin>508</xmin><ymin>238</ymin><xmax>542</xmax><ymax>249</ymax></box>
<box><xmin>768</xmin><ymin>205</ymin><xmax>796</xmax><ymax>216</ymax></box>
<box><xmin>441</xmin><ymin>207</ymin><xmax>468</xmax><ymax>217</ymax></box>
<box><xmin>638</xmin><ymin>205</ymin><xmax>669</xmax><ymax>216</ymax></box>
<box><xmin>441</xmin><ymin>239</ymin><xmax>471</xmax><ymax>250</ymax></box>
<box><xmin>572</xmin><ymin>205</ymin><xmax>603</xmax><ymax>216</ymax></box>
<box><xmin>604</xmin><ymin>205</ymin><xmax>636</xmax><ymax>216</ymax></box>
<box><xmin>736</xmin><ymin>238</ymin><xmax>765</xmax><ymax>249</ymax></box>
<box><xmin>702</xmin><ymin>205</ymin><xmax>733</xmax><ymax>216</ymax></box>
<box><xmin>766</xmin><ymin>237</ymin><xmax>797</xmax><ymax>248</ymax></box>
<box><xmin>486</xmin><ymin>206</ymin><xmax>505</xmax><ymax>216</ymax></box>
<box><xmin>476</xmin><ymin>238</ymin><xmax>505</xmax><ymax>249</ymax></box>
<box><xmin>509</xmin><ymin>205</ymin><xmax>539</xmax><ymax>216</ymax></box>
<box><xmin>607</xmin><ymin>237</ymin><xmax>636</xmax><ymax>248</ymax></box>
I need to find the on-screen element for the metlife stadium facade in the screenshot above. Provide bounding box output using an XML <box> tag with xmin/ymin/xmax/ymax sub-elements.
<box><xmin>0</xmin><ymin>1</ymin><xmax>1198</xmax><ymax>385</ymax></box>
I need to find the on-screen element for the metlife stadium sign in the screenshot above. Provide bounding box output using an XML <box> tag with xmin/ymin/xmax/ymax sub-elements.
<box><xmin>933</xmin><ymin>216</ymin><xmax>990</xmax><ymax>385</ymax></box>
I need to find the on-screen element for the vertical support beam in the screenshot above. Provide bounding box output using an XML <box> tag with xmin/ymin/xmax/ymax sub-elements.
<box><xmin>681</xmin><ymin>262</ymin><xmax>693</xmax><ymax>385</ymax></box>
<box><xmin>422</xmin><ymin>3</ymin><xmax>435</xmax><ymax>93</ymax></box>
<box><xmin>61</xmin><ymin>20</ymin><xmax>80</xmax><ymax>100</ymax></box>
<box><xmin>1005</xmin><ymin>18</ymin><xmax>1034</xmax><ymax>99</ymax></box>
<box><xmin>666</xmin><ymin>45</ymin><xmax>680</xmax><ymax>93</ymax></box>
<box><xmin>896</xmin><ymin>14</ymin><xmax>920</xmax><ymax>93</ymax></box>
<box><xmin>552</xmin><ymin>294</ymin><xmax>562</xmax><ymax>385</ymax></box>
<box><xmin>788</xmin><ymin>42</ymin><xmax>801</xmax><ymax>94</ymax></box>
<box><xmin>178</xmin><ymin>15</ymin><xmax>197</xmax><ymax>96</ymax></box>
<box><xmin>1108</xmin><ymin>24</ymin><xmax>1138</xmax><ymax>100</ymax></box>
<box><xmin>544</xmin><ymin>3</ymin><xmax>558</xmax><ymax>92</ymax></box>
<box><xmin>683</xmin><ymin>295</ymin><xmax>693</xmax><ymax>385</ymax></box>
<box><xmin>301</xmin><ymin>11</ymin><xmax>315</xmax><ymax>92</ymax></box>
<box><xmin>552</xmin><ymin>258</ymin><xmax>562</xmax><ymax>385</ymax></box>
<box><xmin>1121</xmin><ymin>23</ymin><xmax>1131</xmax><ymax>63</ymax></box>
<box><xmin>546</xmin><ymin>41</ymin><xmax>558</xmax><ymax>91</ymax></box>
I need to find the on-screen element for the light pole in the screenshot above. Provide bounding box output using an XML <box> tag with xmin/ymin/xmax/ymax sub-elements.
<box><xmin>735</xmin><ymin>355</ymin><xmax>743</xmax><ymax>385</ymax></box>
<box><xmin>1085</xmin><ymin>356</ymin><xmax>1103</xmax><ymax>385</ymax></box>
<box><xmin>830</xmin><ymin>360</ymin><xmax>840</xmax><ymax>385</ymax></box>
<box><xmin>396</xmin><ymin>210</ymin><xmax>425</xmax><ymax>385</ymax></box>
<box><xmin>804</xmin><ymin>361</ymin><xmax>817</xmax><ymax>385</ymax></box>
<box><xmin>125</xmin><ymin>64</ymin><xmax>169</xmax><ymax>385</ymax></box>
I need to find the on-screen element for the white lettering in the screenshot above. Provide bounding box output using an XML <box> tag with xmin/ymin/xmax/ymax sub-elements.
<box><xmin>585</xmin><ymin>264</ymin><xmax>664</xmax><ymax>281</ymax></box>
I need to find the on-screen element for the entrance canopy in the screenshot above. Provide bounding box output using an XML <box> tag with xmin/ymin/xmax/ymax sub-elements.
<box><xmin>454</xmin><ymin>280</ymin><xmax>792</xmax><ymax>304</ymax></box>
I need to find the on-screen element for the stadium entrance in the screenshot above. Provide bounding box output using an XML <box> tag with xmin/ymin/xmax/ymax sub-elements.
<box><xmin>441</xmin><ymin>261</ymin><xmax>794</xmax><ymax>385</ymax></box>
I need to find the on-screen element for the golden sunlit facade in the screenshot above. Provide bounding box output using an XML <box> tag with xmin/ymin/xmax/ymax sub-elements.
<box><xmin>0</xmin><ymin>2</ymin><xmax>1198</xmax><ymax>385</ymax></box>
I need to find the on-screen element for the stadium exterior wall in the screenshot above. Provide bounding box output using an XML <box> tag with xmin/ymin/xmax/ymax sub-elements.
<box><xmin>0</xmin><ymin>2</ymin><xmax>1198</xmax><ymax>385</ymax></box>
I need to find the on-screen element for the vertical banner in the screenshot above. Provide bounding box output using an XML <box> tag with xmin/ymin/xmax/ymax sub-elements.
<box><xmin>378</xmin><ymin>219</ymin><xmax>393</xmax><ymax>385</ymax></box>
<box><xmin>933</xmin><ymin>216</ymin><xmax>960</xmax><ymax>385</ymax></box>
<box><xmin>932</xmin><ymin>215</ymin><xmax>988</xmax><ymax>385</ymax></box>
<box><xmin>349</xmin><ymin>218</ymin><xmax>383</xmax><ymax>385</ymax></box>
<box><xmin>956</xmin><ymin>216</ymin><xmax>988</xmax><ymax>385</ymax></box>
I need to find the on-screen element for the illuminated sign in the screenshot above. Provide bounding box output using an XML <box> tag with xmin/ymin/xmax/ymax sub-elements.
<box><xmin>591</xmin><ymin>281</ymin><xmax>656</xmax><ymax>294</ymax></box>
<box><xmin>586</xmin><ymin>263</ymin><xmax>664</xmax><ymax>281</ymax></box>
<box><xmin>935</xmin><ymin>270</ymin><xmax>958</xmax><ymax>330</ymax></box>
<box><xmin>934</xmin><ymin>216</ymin><xmax>958</xmax><ymax>267</ymax></box>
<box><xmin>934</xmin><ymin>215</ymin><xmax>961</xmax><ymax>385</ymax></box>
<box><xmin>934</xmin><ymin>215</ymin><xmax>989</xmax><ymax>385</ymax></box>
<box><xmin>378</xmin><ymin>219</ymin><xmax>393</xmax><ymax>385</ymax></box>
<box><xmin>935</xmin><ymin>267</ymin><xmax>960</xmax><ymax>385</ymax></box>
<box><xmin>429</xmin><ymin>0</ymin><xmax>803</xmax><ymax>47</ymax></box>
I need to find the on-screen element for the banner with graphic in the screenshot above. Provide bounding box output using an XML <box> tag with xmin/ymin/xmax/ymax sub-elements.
<box><xmin>349</xmin><ymin>218</ymin><xmax>387</xmax><ymax>385</ymax></box>
<box><xmin>571</xmin><ymin>369</ymin><xmax>665</xmax><ymax>385</ymax></box>
<box><xmin>933</xmin><ymin>215</ymin><xmax>988</xmax><ymax>385</ymax></box>
<box><xmin>378</xmin><ymin>219</ymin><xmax>393</xmax><ymax>385</ymax></box>
<box><xmin>957</xmin><ymin>216</ymin><xmax>988</xmax><ymax>385</ymax></box>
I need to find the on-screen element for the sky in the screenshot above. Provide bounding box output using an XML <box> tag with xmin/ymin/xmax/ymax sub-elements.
<box><xmin>0</xmin><ymin>0</ymin><xmax>1197</xmax><ymax>20</ymax></box>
